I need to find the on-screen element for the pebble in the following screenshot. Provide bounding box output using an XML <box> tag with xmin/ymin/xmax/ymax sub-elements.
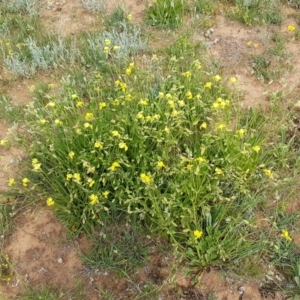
<box><xmin>57</xmin><ymin>258</ymin><xmax>63</xmax><ymax>264</ymax></box>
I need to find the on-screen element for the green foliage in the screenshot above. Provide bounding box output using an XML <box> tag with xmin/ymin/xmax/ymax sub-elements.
<box><xmin>17</xmin><ymin>49</ymin><xmax>280</xmax><ymax>268</ymax></box>
<box><xmin>193</xmin><ymin>0</ymin><xmax>216</xmax><ymax>14</ymax></box>
<box><xmin>81</xmin><ymin>221</ymin><xmax>149</xmax><ymax>273</ymax></box>
<box><xmin>146</xmin><ymin>0</ymin><xmax>186</xmax><ymax>29</ymax></box>
<box><xmin>228</xmin><ymin>0</ymin><xmax>282</xmax><ymax>26</ymax></box>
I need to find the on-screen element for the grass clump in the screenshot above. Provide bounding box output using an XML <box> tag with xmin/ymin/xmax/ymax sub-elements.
<box><xmin>146</xmin><ymin>0</ymin><xmax>186</xmax><ymax>29</ymax></box>
<box><xmin>15</xmin><ymin>48</ymin><xmax>284</xmax><ymax>269</ymax></box>
<box><xmin>228</xmin><ymin>0</ymin><xmax>282</xmax><ymax>26</ymax></box>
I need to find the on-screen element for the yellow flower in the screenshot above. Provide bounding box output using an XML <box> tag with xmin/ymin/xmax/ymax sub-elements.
<box><xmin>71</xmin><ymin>94</ymin><xmax>78</xmax><ymax>99</ymax></box>
<box><xmin>204</xmin><ymin>82</ymin><xmax>212</xmax><ymax>89</ymax></box>
<box><xmin>8</xmin><ymin>178</ymin><xmax>15</xmax><ymax>187</ymax></box>
<box><xmin>281</xmin><ymin>229</ymin><xmax>292</xmax><ymax>241</ymax></box>
<box><xmin>85</xmin><ymin>112</ymin><xmax>94</xmax><ymax>120</ymax></box>
<box><xmin>103</xmin><ymin>46</ymin><xmax>110</xmax><ymax>54</ymax></box>
<box><xmin>200</xmin><ymin>122</ymin><xmax>207</xmax><ymax>129</ymax></box>
<box><xmin>158</xmin><ymin>92</ymin><xmax>164</xmax><ymax>99</ymax></box>
<box><xmin>152</xmin><ymin>54</ymin><xmax>158</xmax><ymax>61</ymax></box>
<box><xmin>171</xmin><ymin>110</ymin><xmax>179</xmax><ymax>117</ymax></box>
<box><xmin>215</xmin><ymin>167</ymin><xmax>224</xmax><ymax>176</ymax></box>
<box><xmin>253</xmin><ymin>43</ymin><xmax>259</xmax><ymax>48</ymax></box>
<box><xmin>215</xmin><ymin>123</ymin><xmax>226</xmax><ymax>130</ymax></box>
<box><xmin>84</xmin><ymin>122</ymin><xmax>93</xmax><ymax>129</ymax></box>
<box><xmin>193</xmin><ymin>230</ymin><xmax>203</xmax><ymax>239</ymax></box>
<box><xmin>89</xmin><ymin>194</ymin><xmax>99</xmax><ymax>205</ymax></box>
<box><xmin>112</xmin><ymin>130</ymin><xmax>121</xmax><ymax>138</ymax></box>
<box><xmin>140</xmin><ymin>173</ymin><xmax>152</xmax><ymax>184</ymax></box>
<box><xmin>94</xmin><ymin>141</ymin><xmax>103</xmax><ymax>149</ymax></box>
<box><xmin>236</xmin><ymin>128</ymin><xmax>246</xmax><ymax>138</ymax></box>
<box><xmin>48</xmin><ymin>83</ymin><xmax>56</xmax><ymax>89</ymax></box>
<box><xmin>125</xmin><ymin>94</ymin><xmax>132</xmax><ymax>101</ymax></box>
<box><xmin>113</xmin><ymin>45</ymin><xmax>120</xmax><ymax>51</ymax></box>
<box><xmin>186</xmin><ymin>164</ymin><xmax>193</xmax><ymax>170</ymax></box>
<box><xmin>186</xmin><ymin>91</ymin><xmax>193</xmax><ymax>99</ymax></box>
<box><xmin>168</xmin><ymin>100</ymin><xmax>175</xmax><ymax>108</ymax></box>
<box><xmin>119</xmin><ymin>142</ymin><xmax>128</xmax><ymax>151</ymax></box>
<box><xmin>181</xmin><ymin>71</ymin><xmax>192</xmax><ymax>78</ymax></box>
<box><xmin>288</xmin><ymin>25</ymin><xmax>296</xmax><ymax>32</ymax></box>
<box><xmin>66</xmin><ymin>173</ymin><xmax>73</xmax><ymax>181</ymax></box>
<box><xmin>127</xmin><ymin>14</ymin><xmax>132</xmax><ymax>21</ymax></box>
<box><xmin>102</xmin><ymin>190</ymin><xmax>110</xmax><ymax>198</ymax></box>
<box><xmin>263</xmin><ymin>169</ymin><xmax>274</xmax><ymax>179</ymax></box>
<box><xmin>32</xmin><ymin>158</ymin><xmax>41</xmax><ymax>171</ymax></box>
<box><xmin>126</xmin><ymin>67</ymin><xmax>132</xmax><ymax>75</ymax></box>
<box><xmin>47</xmin><ymin>197</ymin><xmax>55</xmax><ymax>206</ymax></box>
<box><xmin>213</xmin><ymin>74</ymin><xmax>222</xmax><ymax>82</ymax></box>
<box><xmin>45</xmin><ymin>101</ymin><xmax>56</xmax><ymax>108</ymax></box>
<box><xmin>54</xmin><ymin>119</ymin><xmax>63</xmax><ymax>125</ymax></box>
<box><xmin>178</xmin><ymin>100</ymin><xmax>185</xmax><ymax>107</ymax></box>
<box><xmin>87</xmin><ymin>178</ymin><xmax>95</xmax><ymax>187</ymax></box>
<box><xmin>76</xmin><ymin>101</ymin><xmax>84</xmax><ymax>108</ymax></box>
<box><xmin>252</xmin><ymin>145</ymin><xmax>261</xmax><ymax>153</ymax></box>
<box><xmin>139</xmin><ymin>99</ymin><xmax>148</xmax><ymax>105</ymax></box>
<box><xmin>68</xmin><ymin>151</ymin><xmax>75</xmax><ymax>159</ymax></box>
<box><xmin>157</xmin><ymin>161</ymin><xmax>165</xmax><ymax>168</ymax></box>
<box><xmin>229</xmin><ymin>76</ymin><xmax>237</xmax><ymax>84</ymax></box>
<box><xmin>73</xmin><ymin>173</ymin><xmax>81</xmax><ymax>184</ymax></box>
<box><xmin>22</xmin><ymin>178</ymin><xmax>30</xmax><ymax>187</ymax></box>
<box><xmin>195</xmin><ymin>156</ymin><xmax>206</xmax><ymax>163</ymax></box>
<box><xmin>108</xmin><ymin>161</ymin><xmax>120</xmax><ymax>171</ymax></box>
<box><xmin>99</xmin><ymin>102</ymin><xmax>106</xmax><ymax>109</ymax></box>
<box><xmin>105</xmin><ymin>39</ymin><xmax>111</xmax><ymax>46</ymax></box>
<box><xmin>246</xmin><ymin>40</ymin><xmax>252</xmax><ymax>46</ymax></box>
<box><xmin>0</xmin><ymin>139</ymin><xmax>8</xmax><ymax>146</ymax></box>
<box><xmin>76</xmin><ymin>128</ymin><xmax>82</xmax><ymax>134</ymax></box>
<box><xmin>193</xmin><ymin>59</ymin><xmax>202</xmax><ymax>69</ymax></box>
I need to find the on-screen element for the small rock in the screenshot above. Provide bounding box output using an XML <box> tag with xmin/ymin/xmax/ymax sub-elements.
<box><xmin>57</xmin><ymin>258</ymin><xmax>63</xmax><ymax>264</ymax></box>
<box><xmin>238</xmin><ymin>285</ymin><xmax>245</xmax><ymax>295</ymax></box>
<box><xmin>175</xmin><ymin>272</ymin><xmax>190</xmax><ymax>288</ymax></box>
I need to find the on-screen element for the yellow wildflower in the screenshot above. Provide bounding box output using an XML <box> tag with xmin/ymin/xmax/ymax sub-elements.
<box><xmin>236</xmin><ymin>128</ymin><xmax>246</xmax><ymax>138</ymax></box>
<box><xmin>99</xmin><ymin>102</ymin><xmax>106</xmax><ymax>109</ymax></box>
<box><xmin>87</xmin><ymin>178</ymin><xmax>95</xmax><ymax>187</ymax></box>
<box><xmin>216</xmin><ymin>123</ymin><xmax>226</xmax><ymax>130</ymax></box>
<box><xmin>22</xmin><ymin>178</ymin><xmax>30</xmax><ymax>187</ymax></box>
<box><xmin>247</xmin><ymin>40</ymin><xmax>252</xmax><ymax>46</ymax></box>
<box><xmin>102</xmin><ymin>190</ymin><xmax>110</xmax><ymax>198</ymax></box>
<box><xmin>195</xmin><ymin>156</ymin><xmax>206</xmax><ymax>163</ymax></box>
<box><xmin>84</xmin><ymin>122</ymin><xmax>93</xmax><ymax>129</ymax></box>
<box><xmin>186</xmin><ymin>91</ymin><xmax>193</xmax><ymax>99</ymax></box>
<box><xmin>252</xmin><ymin>145</ymin><xmax>261</xmax><ymax>153</ymax></box>
<box><xmin>157</xmin><ymin>161</ymin><xmax>165</xmax><ymax>168</ymax></box>
<box><xmin>288</xmin><ymin>25</ymin><xmax>296</xmax><ymax>32</ymax></box>
<box><xmin>281</xmin><ymin>229</ymin><xmax>292</xmax><ymax>241</ymax></box>
<box><xmin>126</xmin><ymin>68</ymin><xmax>132</xmax><ymax>75</ymax></box>
<box><xmin>108</xmin><ymin>162</ymin><xmax>120</xmax><ymax>171</ymax></box>
<box><xmin>139</xmin><ymin>99</ymin><xmax>148</xmax><ymax>105</ymax></box>
<box><xmin>66</xmin><ymin>173</ymin><xmax>73</xmax><ymax>181</ymax></box>
<box><xmin>73</xmin><ymin>173</ymin><xmax>81</xmax><ymax>184</ymax></box>
<box><xmin>89</xmin><ymin>194</ymin><xmax>99</xmax><ymax>205</ymax></box>
<box><xmin>103</xmin><ymin>46</ymin><xmax>110</xmax><ymax>54</ymax></box>
<box><xmin>68</xmin><ymin>151</ymin><xmax>75</xmax><ymax>159</ymax></box>
<box><xmin>119</xmin><ymin>142</ymin><xmax>128</xmax><ymax>151</ymax></box>
<box><xmin>76</xmin><ymin>128</ymin><xmax>82</xmax><ymax>134</ymax></box>
<box><xmin>204</xmin><ymin>82</ymin><xmax>212</xmax><ymax>89</ymax></box>
<box><xmin>200</xmin><ymin>122</ymin><xmax>207</xmax><ymax>129</ymax></box>
<box><xmin>215</xmin><ymin>168</ymin><xmax>224</xmax><ymax>176</ymax></box>
<box><xmin>54</xmin><ymin>119</ymin><xmax>63</xmax><ymax>125</ymax></box>
<box><xmin>193</xmin><ymin>59</ymin><xmax>202</xmax><ymax>69</ymax></box>
<box><xmin>193</xmin><ymin>230</ymin><xmax>203</xmax><ymax>239</ymax></box>
<box><xmin>105</xmin><ymin>39</ymin><xmax>111</xmax><ymax>46</ymax></box>
<box><xmin>113</xmin><ymin>45</ymin><xmax>120</xmax><ymax>51</ymax></box>
<box><xmin>254</xmin><ymin>43</ymin><xmax>259</xmax><ymax>48</ymax></box>
<box><xmin>71</xmin><ymin>94</ymin><xmax>78</xmax><ymax>99</ymax></box>
<box><xmin>213</xmin><ymin>74</ymin><xmax>222</xmax><ymax>82</ymax></box>
<box><xmin>178</xmin><ymin>100</ymin><xmax>185</xmax><ymax>107</ymax></box>
<box><xmin>140</xmin><ymin>173</ymin><xmax>152</xmax><ymax>184</ymax></box>
<box><xmin>127</xmin><ymin>14</ymin><xmax>132</xmax><ymax>21</ymax></box>
<box><xmin>112</xmin><ymin>130</ymin><xmax>121</xmax><ymax>138</ymax></box>
<box><xmin>94</xmin><ymin>141</ymin><xmax>103</xmax><ymax>149</ymax></box>
<box><xmin>263</xmin><ymin>169</ymin><xmax>274</xmax><ymax>179</ymax></box>
<box><xmin>76</xmin><ymin>101</ymin><xmax>84</xmax><ymax>108</ymax></box>
<box><xmin>158</xmin><ymin>92</ymin><xmax>164</xmax><ymax>99</ymax></box>
<box><xmin>168</xmin><ymin>100</ymin><xmax>175</xmax><ymax>108</ymax></box>
<box><xmin>181</xmin><ymin>71</ymin><xmax>192</xmax><ymax>78</ymax></box>
<box><xmin>47</xmin><ymin>197</ymin><xmax>55</xmax><ymax>206</ymax></box>
<box><xmin>0</xmin><ymin>139</ymin><xmax>8</xmax><ymax>146</ymax></box>
<box><xmin>8</xmin><ymin>178</ymin><xmax>15</xmax><ymax>187</ymax></box>
<box><xmin>85</xmin><ymin>112</ymin><xmax>94</xmax><ymax>120</ymax></box>
<box><xmin>229</xmin><ymin>76</ymin><xmax>237</xmax><ymax>84</ymax></box>
<box><xmin>186</xmin><ymin>164</ymin><xmax>193</xmax><ymax>170</ymax></box>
